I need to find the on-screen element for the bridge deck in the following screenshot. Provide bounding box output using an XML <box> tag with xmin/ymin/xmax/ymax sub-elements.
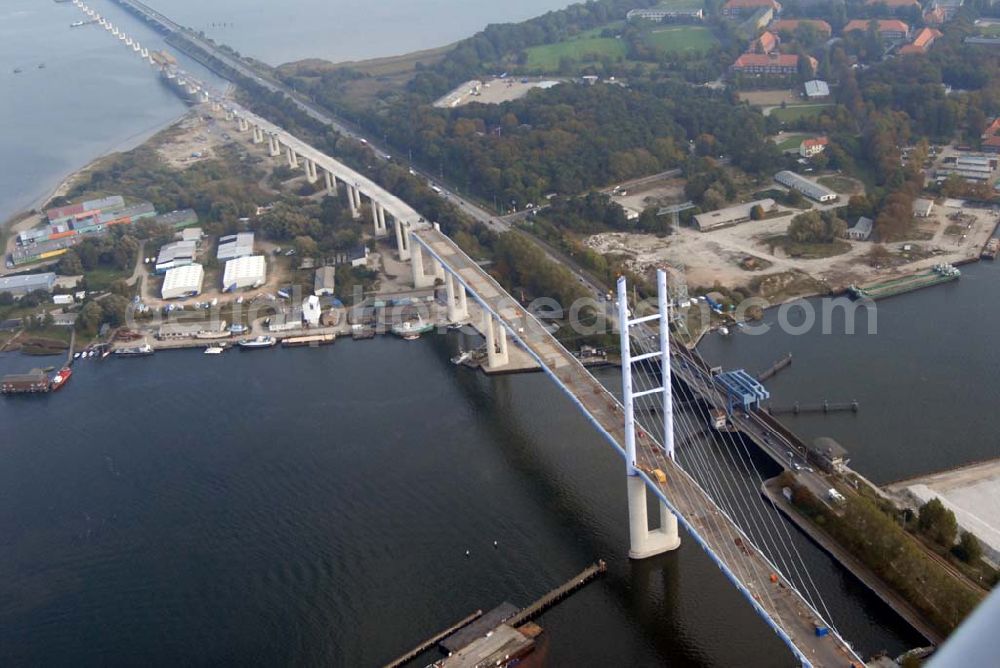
<box><xmin>414</xmin><ymin>228</ymin><xmax>864</xmax><ymax>668</ymax></box>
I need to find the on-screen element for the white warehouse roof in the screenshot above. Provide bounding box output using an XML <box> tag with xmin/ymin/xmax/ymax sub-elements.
<box><xmin>223</xmin><ymin>255</ymin><xmax>266</xmax><ymax>291</ymax></box>
<box><xmin>161</xmin><ymin>263</ymin><xmax>205</xmax><ymax>300</ymax></box>
<box><xmin>217</xmin><ymin>232</ymin><xmax>255</xmax><ymax>261</ymax></box>
<box><xmin>775</xmin><ymin>170</ymin><xmax>837</xmax><ymax>203</ymax></box>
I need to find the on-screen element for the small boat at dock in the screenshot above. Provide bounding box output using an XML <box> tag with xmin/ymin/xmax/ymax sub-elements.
<box><xmin>115</xmin><ymin>344</ymin><xmax>154</xmax><ymax>357</ymax></box>
<box><xmin>50</xmin><ymin>367</ymin><xmax>72</xmax><ymax>391</ymax></box>
<box><xmin>392</xmin><ymin>318</ymin><xmax>434</xmax><ymax>340</ymax></box>
<box><xmin>282</xmin><ymin>334</ymin><xmax>335</xmax><ymax>347</ymax></box>
<box><xmin>237</xmin><ymin>336</ymin><xmax>276</xmax><ymax>349</ymax></box>
<box><xmin>204</xmin><ymin>346</ymin><xmax>225</xmax><ymax>355</ymax></box>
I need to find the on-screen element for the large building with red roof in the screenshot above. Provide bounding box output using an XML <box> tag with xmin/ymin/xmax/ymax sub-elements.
<box><xmin>843</xmin><ymin>19</ymin><xmax>910</xmax><ymax>41</ymax></box>
<box><xmin>899</xmin><ymin>27</ymin><xmax>943</xmax><ymax>54</ymax></box>
<box><xmin>981</xmin><ymin>118</ymin><xmax>1000</xmax><ymax>153</ymax></box>
<box><xmin>731</xmin><ymin>52</ymin><xmax>816</xmax><ymax>75</ymax></box>
<box><xmin>769</xmin><ymin>19</ymin><xmax>833</xmax><ymax>38</ymax></box>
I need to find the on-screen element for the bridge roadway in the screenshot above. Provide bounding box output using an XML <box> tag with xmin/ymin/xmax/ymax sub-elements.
<box><xmin>224</xmin><ymin>104</ymin><xmax>427</xmax><ymax>230</ymax></box>
<box><xmin>412</xmin><ymin>228</ymin><xmax>864</xmax><ymax>667</ymax></box>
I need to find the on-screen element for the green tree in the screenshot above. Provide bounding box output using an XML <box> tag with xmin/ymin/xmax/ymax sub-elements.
<box><xmin>0</xmin><ymin>291</ymin><xmax>13</xmax><ymax>306</ymax></box>
<box><xmin>750</xmin><ymin>204</ymin><xmax>765</xmax><ymax>220</ymax></box>
<box><xmin>77</xmin><ymin>302</ymin><xmax>103</xmax><ymax>334</ymax></box>
<box><xmin>57</xmin><ymin>250</ymin><xmax>84</xmax><ymax>276</ymax></box>
<box><xmin>953</xmin><ymin>531</ymin><xmax>983</xmax><ymax>564</ymax></box>
<box><xmin>918</xmin><ymin>498</ymin><xmax>958</xmax><ymax>547</ymax></box>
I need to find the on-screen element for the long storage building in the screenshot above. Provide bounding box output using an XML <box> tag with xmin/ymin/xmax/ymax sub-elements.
<box><xmin>223</xmin><ymin>255</ymin><xmax>266</xmax><ymax>291</ymax></box>
<box><xmin>161</xmin><ymin>263</ymin><xmax>205</xmax><ymax>300</ymax></box>
<box><xmin>0</xmin><ymin>272</ymin><xmax>57</xmax><ymax>297</ymax></box>
<box><xmin>774</xmin><ymin>171</ymin><xmax>837</xmax><ymax>203</ymax></box>
<box><xmin>217</xmin><ymin>232</ymin><xmax>255</xmax><ymax>261</ymax></box>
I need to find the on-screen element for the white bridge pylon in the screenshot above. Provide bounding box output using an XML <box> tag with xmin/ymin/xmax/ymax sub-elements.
<box><xmin>619</xmin><ymin>269</ymin><xmax>681</xmax><ymax>559</ymax></box>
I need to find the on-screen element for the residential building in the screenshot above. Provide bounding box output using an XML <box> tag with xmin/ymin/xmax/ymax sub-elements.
<box><xmin>626</xmin><ymin>6</ymin><xmax>705</xmax><ymax>21</ymax></box>
<box><xmin>754</xmin><ymin>30</ymin><xmax>780</xmax><ymax>54</ymax></box>
<box><xmin>222</xmin><ymin>255</ymin><xmax>266</xmax><ymax>291</ymax></box>
<box><xmin>333</xmin><ymin>245</ymin><xmax>372</xmax><ymax>268</ymax></box>
<box><xmin>769</xmin><ymin>19</ymin><xmax>832</xmax><ymax>38</ymax></box>
<box><xmin>692</xmin><ymin>198</ymin><xmax>775</xmax><ymax>231</ymax></box>
<box><xmin>775</xmin><ymin>170</ymin><xmax>837</xmax><ymax>202</ymax></box>
<box><xmin>899</xmin><ymin>27</ymin><xmax>943</xmax><ymax>55</ymax></box>
<box><xmin>0</xmin><ymin>272</ymin><xmax>57</xmax><ymax>297</ymax></box>
<box><xmin>161</xmin><ymin>263</ymin><xmax>205</xmax><ymax>300</ymax></box>
<box><xmin>314</xmin><ymin>266</ymin><xmax>336</xmax><ymax>296</ymax></box>
<box><xmin>155</xmin><ymin>240</ymin><xmax>198</xmax><ymax>274</ymax></box>
<box><xmin>982</xmin><ymin>118</ymin><xmax>1000</xmax><ymax>152</ymax></box>
<box><xmin>913</xmin><ymin>198</ymin><xmax>935</xmax><ymax>217</ymax></box>
<box><xmin>847</xmin><ymin>217</ymin><xmax>874</xmax><ymax>241</ymax></box>
<box><xmin>722</xmin><ymin>0</ymin><xmax>781</xmax><ymax>18</ymax></box>
<box><xmin>804</xmin><ymin>79</ymin><xmax>830</xmax><ymax>99</ymax></box>
<box><xmin>217</xmin><ymin>232</ymin><xmax>255</xmax><ymax>261</ymax></box>
<box><xmin>731</xmin><ymin>52</ymin><xmax>814</xmax><ymax>75</ymax></box>
<box><xmin>843</xmin><ymin>19</ymin><xmax>910</xmax><ymax>41</ymax></box>
<box><xmin>799</xmin><ymin>136</ymin><xmax>829</xmax><ymax>158</ymax></box>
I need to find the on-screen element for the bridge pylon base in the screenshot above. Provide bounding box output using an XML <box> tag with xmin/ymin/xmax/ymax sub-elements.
<box><xmin>628</xmin><ymin>475</ymin><xmax>681</xmax><ymax>559</ymax></box>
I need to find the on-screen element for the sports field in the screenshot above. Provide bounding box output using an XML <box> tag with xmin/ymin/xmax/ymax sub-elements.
<box><xmin>644</xmin><ymin>26</ymin><xmax>718</xmax><ymax>54</ymax></box>
<box><xmin>524</xmin><ymin>35</ymin><xmax>627</xmax><ymax>69</ymax></box>
<box><xmin>769</xmin><ymin>104</ymin><xmax>834</xmax><ymax>122</ymax></box>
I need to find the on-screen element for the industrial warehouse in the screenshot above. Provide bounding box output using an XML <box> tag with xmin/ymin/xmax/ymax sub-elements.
<box><xmin>774</xmin><ymin>170</ymin><xmax>838</xmax><ymax>203</ymax></box>
<box><xmin>161</xmin><ymin>263</ymin><xmax>205</xmax><ymax>300</ymax></box>
<box><xmin>222</xmin><ymin>255</ymin><xmax>266</xmax><ymax>291</ymax></box>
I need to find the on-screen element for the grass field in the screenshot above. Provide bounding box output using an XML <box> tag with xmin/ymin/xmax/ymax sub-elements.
<box><xmin>775</xmin><ymin>134</ymin><xmax>808</xmax><ymax>151</ymax></box>
<box><xmin>770</xmin><ymin>104</ymin><xmax>834</xmax><ymax>122</ymax></box>
<box><xmin>817</xmin><ymin>175</ymin><xmax>862</xmax><ymax>195</ymax></box>
<box><xmin>643</xmin><ymin>26</ymin><xmax>718</xmax><ymax>54</ymax></box>
<box><xmin>525</xmin><ymin>36</ymin><xmax>627</xmax><ymax>69</ymax></box>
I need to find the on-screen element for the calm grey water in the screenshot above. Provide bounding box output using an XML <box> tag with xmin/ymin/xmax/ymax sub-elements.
<box><xmin>0</xmin><ymin>335</ymin><xmax>921</xmax><ymax>666</ymax></box>
<box><xmin>698</xmin><ymin>261</ymin><xmax>1000</xmax><ymax>485</ymax></box>
<box><xmin>0</xmin><ymin>0</ymin><xmax>228</xmax><ymax>224</ymax></box>
<box><xmin>146</xmin><ymin>0</ymin><xmax>573</xmax><ymax>65</ymax></box>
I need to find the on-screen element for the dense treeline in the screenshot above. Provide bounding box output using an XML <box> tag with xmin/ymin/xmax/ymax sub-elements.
<box><xmin>58</xmin><ymin>145</ymin><xmax>270</xmax><ymax>233</ymax></box>
<box><xmin>790</xmin><ymin>481</ymin><xmax>982</xmax><ymax>636</ymax></box>
<box><xmin>365</xmin><ymin>82</ymin><xmax>783</xmax><ymax>208</ymax></box>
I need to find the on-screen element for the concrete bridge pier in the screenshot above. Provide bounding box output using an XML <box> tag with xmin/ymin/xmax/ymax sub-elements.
<box><xmin>304</xmin><ymin>159</ymin><xmax>318</xmax><ymax>183</ymax></box>
<box><xmin>286</xmin><ymin>146</ymin><xmax>299</xmax><ymax>169</ymax></box>
<box><xmin>445</xmin><ymin>273</ymin><xmax>469</xmax><ymax>322</ymax></box>
<box><xmin>268</xmin><ymin>134</ymin><xmax>281</xmax><ymax>158</ymax></box>
<box><xmin>395</xmin><ymin>220</ymin><xmax>411</xmax><ymax>261</ymax></box>
<box><xmin>352</xmin><ymin>185</ymin><xmax>362</xmax><ymax>213</ymax></box>
<box><xmin>481</xmin><ymin>311</ymin><xmax>509</xmax><ymax>369</ymax></box>
<box><xmin>619</xmin><ymin>271</ymin><xmax>681</xmax><ymax>559</ymax></box>
<box><xmin>251</xmin><ymin>125</ymin><xmax>263</xmax><ymax>144</ymax></box>
<box><xmin>377</xmin><ymin>204</ymin><xmax>388</xmax><ymax>236</ymax></box>
<box><xmin>410</xmin><ymin>242</ymin><xmax>435</xmax><ymax>289</ymax></box>
<box><xmin>323</xmin><ymin>170</ymin><xmax>335</xmax><ymax>194</ymax></box>
<box><xmin>237</xmin><ymin>117</ymin><xmax>249</xmax><ymax>132</ymax></box>
<box><xmin>371</xmin><ymin>203</ymin><xmax>388</xmax><ymax>237</ymax></box>
<box><xmin>347</xmin><ymin>186</ymin><xmax>359</xmax><ymax>218</ymax></box>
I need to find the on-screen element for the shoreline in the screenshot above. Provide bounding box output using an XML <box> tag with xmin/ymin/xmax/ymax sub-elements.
<box><xmin>2</xmin><ymin>110</ymin><xmax>191</xmax><ymax>231</ymax></box>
